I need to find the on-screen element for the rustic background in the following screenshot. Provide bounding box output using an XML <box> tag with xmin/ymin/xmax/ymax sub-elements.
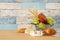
<box><xmin>0</xmin><ymin>0</ymin><xmax>59</xmax><ymax>30</ymax></box>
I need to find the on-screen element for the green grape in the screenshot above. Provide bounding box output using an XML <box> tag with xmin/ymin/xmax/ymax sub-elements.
<box><xmin>32</xmin><ymin>18</ymin><xmax>39</xmax><ymax>24</ymax></box>
<box><xmin>38</xmin><ymin>23</ymin><xmax>46</xmax><ymax>29</ymax></box>
<box><xmin>47</xmin><ymin>18</ymin><xmax>55</xmax><ymax>25</ymax></box>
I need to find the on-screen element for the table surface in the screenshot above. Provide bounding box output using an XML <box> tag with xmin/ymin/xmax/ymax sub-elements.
<box><xmin>0</xmin><ymin>30</ymin><xmax>60</xmax><ymax>40</ymax></box>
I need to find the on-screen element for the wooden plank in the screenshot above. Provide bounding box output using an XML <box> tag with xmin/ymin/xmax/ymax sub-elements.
<box><xmin>0</xmin><ymin>30</ymin><xmax>59</xmax><ymax>40</ymax></box>
<box><xmin>46</xmin><ymin>3</ymin><xmax>60</xmax><ymax>9</ymax></box>
<box><xmin>0</xmin><ymin>3</ymin><xmax>21</xmax><ymax>9</ymax></box>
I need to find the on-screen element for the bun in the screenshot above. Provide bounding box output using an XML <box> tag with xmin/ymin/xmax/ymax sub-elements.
<box><xmin>17</xmin><ymin>28</ymin><xmax>26</xmax><ymax>33</ymax></box>
<box><xmin>43</xmin><ymin>28</ymin><xmax>56</xmax><ymax>35</ymax></box>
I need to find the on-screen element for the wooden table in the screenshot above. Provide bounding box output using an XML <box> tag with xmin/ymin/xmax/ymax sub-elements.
<box><xmin>0</xmin><ymin>30</ymin><xmax>60</xmax><ymax>40</ymax></box>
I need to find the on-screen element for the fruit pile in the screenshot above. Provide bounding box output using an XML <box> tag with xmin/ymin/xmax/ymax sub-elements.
<box><xmin>28</xmin><ymin>9</ymin><xmax>56</xmax><ymax>36</ymax></box>
<box><xmin>32</xmin><ymin>13</ymin><xmax>55</xmax><ymax>29</ymax></box>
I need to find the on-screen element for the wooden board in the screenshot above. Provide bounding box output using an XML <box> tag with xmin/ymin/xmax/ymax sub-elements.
<box><xmin>0</xmin><ymin>30</ymin><xmax>60</xmax><ymax>40</ymax></box>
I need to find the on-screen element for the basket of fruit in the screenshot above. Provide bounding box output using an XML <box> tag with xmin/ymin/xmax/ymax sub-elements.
<box><xmin>25</xmin><ymin>9</ymin><xmax>56</xmax><ymax>36</ymax></box>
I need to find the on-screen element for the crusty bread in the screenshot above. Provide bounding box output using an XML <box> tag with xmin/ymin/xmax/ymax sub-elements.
<box><xmin>43</xmin><ymin>28</ymin><xmax>56</xmax><ymax>35</ymax></box>
<box><xmin>17</xmin><ymin>28</ymin><xmax>26</xmax><ymax>33</ymax></box>
<box><xmin>38</xmin><ymin>13</ymin><xmax>47</xmax><ymax>20</ymax></box>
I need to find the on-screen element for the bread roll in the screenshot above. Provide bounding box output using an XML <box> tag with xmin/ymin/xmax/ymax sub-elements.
<box><xmin>17</xmin><ymin>28</ymin><xmax>26</xmax><ymax>33</ymax></box>
<box><xmin>43</xmin><ymin>28</ymin><xmax>56</xmax><ymax>35</ymax></box>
